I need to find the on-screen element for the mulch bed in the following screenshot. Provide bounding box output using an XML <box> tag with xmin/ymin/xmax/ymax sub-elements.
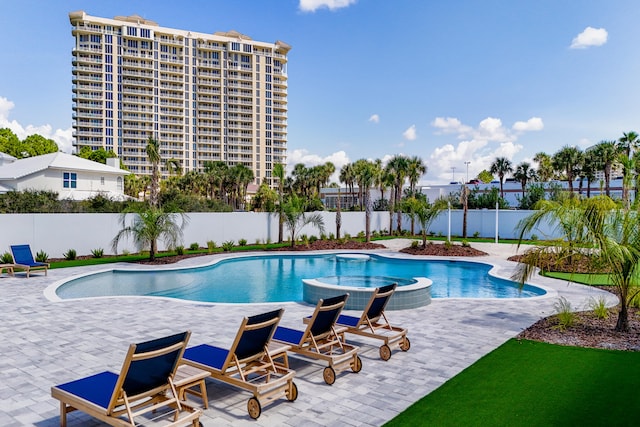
<box><xmin>400</xmin><ymin>243</ymin><xmax>488</xmax><ymax>257</ymax></box>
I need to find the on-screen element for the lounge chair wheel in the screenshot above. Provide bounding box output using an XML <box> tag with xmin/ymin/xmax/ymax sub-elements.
<box><xmin>352</xmin><ymin>355</ymin><xmax>363</xmax><ymax>373</ymax></box>
<box><xmin>323</xmin><ymin>366</ymin><xmax>336</xmax><ymax>385</ymax></box>
<box><xmin>287</xmin><ymin>381</ymin><xmax>298</xmax><ymax>401</ymax></box>
<box><xmin>379</xmin><ymin>344</ymin><xmax>392</xmax><ymax>361</ymax></box>
<box><xmin>247</xmin><ymin>397</ymin><xmax>262</xmax><ymax>419</ymax></box>
<box><xmin>400</xmin><ymin>337</ymin><xmax>411</xmax><ymax>352</ymax></box>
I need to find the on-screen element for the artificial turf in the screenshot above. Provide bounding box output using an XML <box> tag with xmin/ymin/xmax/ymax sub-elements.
<box><xmin>385</xmin><ymin>339</ymin><xmax>640</xmax><ymax>427</ymax></box>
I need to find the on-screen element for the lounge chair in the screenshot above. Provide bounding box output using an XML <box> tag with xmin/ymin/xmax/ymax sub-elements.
<box><xmin>273</xmin><ymin>294</ymin><xmax>362</xmax><ymax>385</ymax></box>
<box><xmin>335</xmin><ymin>283</ymin><xmax>410</xmax><ymax>360</ymax></box>
<box><xmin>182</xmin><ymin>308</ymin><xmax>297</xmax><ymax>419</ymax></box>
<box><xmin>51</xmin><ymin>331</ymin><xmax>202</xmax><ymax>427</ymax></box>
<box><xmin>10</xmin><ymin>244</ymin><xmax>49</xmax><ymax>277</ymax></box>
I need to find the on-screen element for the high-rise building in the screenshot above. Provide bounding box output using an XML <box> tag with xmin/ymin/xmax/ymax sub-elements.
<box><xmin>69</xmin><ymin>11</ymin><xmax>290</xmax><ymax>186</ymax></box>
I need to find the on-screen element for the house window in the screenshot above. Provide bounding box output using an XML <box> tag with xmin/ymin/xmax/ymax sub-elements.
<box><xmin>101</xmin><ymin>177</ymin><xmax>105</xmax><ymax>185</ymax></box>
<box><xmin>117</xmin><ymin>177</ymin><xmax>123</xmax><ymax>190</ymax></box>
<box><xmin>63</xmin><ymin>172</ymin><xmax>77</xmax><ymax>189</ymax></box>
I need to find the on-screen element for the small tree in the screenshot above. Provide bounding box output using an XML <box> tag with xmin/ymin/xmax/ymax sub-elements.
<box><xmin>415</xmin><ymin>197</ymin><xmax>449</xmax><ymax>248</ymax></box>
<box><xmin>112</xmin><ymin>206</ymin><xmax>188</xmax><ymax>260</ymax></box>
<box><xmin>282</xmin><ymin>195</ymin><xmax>325</xmax><ymax>247</ymax></box>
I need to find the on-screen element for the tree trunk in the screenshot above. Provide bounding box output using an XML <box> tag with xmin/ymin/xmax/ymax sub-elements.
<box><xmin>615</xmin><ymin>303</ymin><xmax>629</xmax><ymax>332</ymax></box>
<box><xmin>462</xmin><ymin>186</ymin><xmax>469</xmax><ymax>239</ymax></box>
<box><xmin>365</xmin><ymin>190</ymin><xmax>372</xmax><ymax>242</ymax></box>
<box><xmin>150</xmin><ymin>239</ymin><xmax>157</xmax><ymax>261</ymax></box>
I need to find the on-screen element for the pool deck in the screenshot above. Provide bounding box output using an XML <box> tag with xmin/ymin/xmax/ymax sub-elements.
<box><xmin>0</xmin><ymin>240</ymin><xmax>616</xmax><ymax>426</ymax></box>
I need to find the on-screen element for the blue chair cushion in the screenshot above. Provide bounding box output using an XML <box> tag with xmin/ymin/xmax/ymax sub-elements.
<box><xmin>54</xmin><ymin>371</ymin><xmax>118</xmax><ymax>409</ymax></box>
<box><xmin>336</xmin><ymin>314</ymin><xmax>360</xmax><ymax>328</ymax></box>
<box><xmin>184</xmin><ymin>344</ymin><xmax>229</xmax><ymax>371</ymax></box>
<box><xmin>273</xmin><ymin>326</ymin><xmax>304</xmax><ymax>346</ymax></box>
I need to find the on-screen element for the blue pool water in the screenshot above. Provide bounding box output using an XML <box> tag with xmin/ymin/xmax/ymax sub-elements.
<box><xmin>56</xmin><ymin>254</ymin><xmax>545</xmax><ymax>303</ymax></box>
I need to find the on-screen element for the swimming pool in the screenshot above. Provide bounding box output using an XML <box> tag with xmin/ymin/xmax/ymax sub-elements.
<box><xmin>53</xmin><ymin>253</ymin><xmax>546</xmax><ymax>303</ymax></box>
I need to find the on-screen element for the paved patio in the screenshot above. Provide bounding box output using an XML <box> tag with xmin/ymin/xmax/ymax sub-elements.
<box><xmin>0</xmin><ymin>241</ymin><xmax>616</xmax><ymax>426</ymax></box>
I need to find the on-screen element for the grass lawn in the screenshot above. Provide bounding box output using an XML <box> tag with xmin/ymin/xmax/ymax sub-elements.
<box><xmin>385</xmin><ymin>339</ymin><xmax>640</xmax><ymax>426</ymax></box>
<box><xmin>544</xmin><ymin>271</ymin><xmax>613</xmax><ymax>286</ymax></box>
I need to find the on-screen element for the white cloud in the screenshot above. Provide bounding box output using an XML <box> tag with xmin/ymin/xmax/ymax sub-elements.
<box><xmin>402</xmin><ymin>125</ymin><xmax>417</xmax><ymax>141</ymax></box>
<box><xmin>285</xmin><ymin>148</ymin><xmax>351</xmax><ymax>183</ymax></box>
<box><xmin>299</xmin><ymin>0</ymin><xmax>357</xmax><ymax>12</ymax></box>
<box><xmin>432</xmin><ymin>117</ymin><xmax>473</xmax><ymax>137</ymax></box>
<box><xmin>570</xmin><ymin>27</ymin><xmax>608</xmax><ymax>49</ymax></box>
<box><xmin>512</xmin><ymin>117</ymin><xmax>544</xmax><ymax>132</ymax></box>
<box><xmin>422</xmin><ymin>116</ymin><xmax>539</xmax><ymax>184</ymax></box>
<box><xmin>368</xmin><ymin>114</ymin><xmax>379</xmax><ymax>123</ymax></box>
<box><xmin>0</xmin><ymin>96</ymin><xmax>73</xmax><ymax>153</ymax></box>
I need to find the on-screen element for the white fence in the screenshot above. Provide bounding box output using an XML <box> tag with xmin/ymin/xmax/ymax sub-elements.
<box><xmin>0</xmin><ymin>210</ymin><xmax>557</xmax><ymax>258</ymax></box>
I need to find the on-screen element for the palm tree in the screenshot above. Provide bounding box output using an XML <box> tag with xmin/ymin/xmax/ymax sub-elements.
<box><xmin>339</xmin><ymin>163</ymin><xmax>356</xmax><ymax>209</ymax></box>
<box><xmin>552</xmin><ymin>146</ymin><xmax>583</xmax><ymax>197</ymax></box>
<box><xmin>514</xmin><ymin>196</ymin><xmax>639</xmax><ymax>332</ymax></box>
<box><xmin>415</xmin><ymin>197</ymin><xmax>449</xmax><ymax>248</ymax></box>
<box><xmin>591</xmin><ymin>141</ymin><xmax>620</xmax><ymax>197</ymax></box>
<box><xmin>579</xmin><ymin>150</ymin><xmax>597</xmax><ymax>198</ymax></box>
<box><xmin>282</xmin><ymin>195</ymin><xmax>325</xmax><ymax>247</ymax></box>
<box><xmin>111</xmin><ymin>206</ymin><xmax>188</xmax><ymax>261</ymax></box>
<box><xmin>533</xmin><ymin>152</ymin><xmax>554</xmax><ymax>182</ymax></box>
<box><xmin>354</xmin><ymin>160</ymin><xmax>377</xmax><ymax>241</ymax></box>
<box><xmin>273</xmin><ymin>163</ymin><xmax>286</xmax><ymax>243</ymax></box>
<box><xmin>617</xmin><ymin>131</ymin><xmax>639</xmax><ymax>159</ymax></box>
<box><xmin>228</xmin><ymin>164</ymin><xmax>254</xmax><ymax>210</ymax></box>
<box><xmin>513</xmin><ymin>162</ymin><xmax>536</xmax><ymax>199</ymax></box>
<box><xmin>385</xmin><ymin>155</ymin><xmax>410</xmax><ymax>233</ymax></box>
<box><xmin>489</xmin><ymin>157</ymin><xmax>513</xmax><ymax>198</ymax></box>
<box><xmin>145</xmin><ymin>135</ymin><xmax>161</xmax><ymax>207</ymax></box>
<box><xmin>407</xmin><ymin>156</ymin><xmax>427</xmax><ymax>195</ymax></box>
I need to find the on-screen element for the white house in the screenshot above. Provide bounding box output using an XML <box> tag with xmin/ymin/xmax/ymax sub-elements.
<box><xmin>0</xmin><ymin>152</ymin><xmax>128</xmax><ymax>200</ymax></box>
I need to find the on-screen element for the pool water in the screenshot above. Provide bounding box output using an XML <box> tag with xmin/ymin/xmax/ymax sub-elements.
<box><xmin>56</xmin><ymin>253</ymin><xmax>545</xmax><ymax>303</ymax></box>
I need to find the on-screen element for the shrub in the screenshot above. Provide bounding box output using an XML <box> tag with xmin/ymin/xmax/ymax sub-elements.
<box><xmin>530</xmin><ymin>234</ymin><xmax>538</xmax><ymax>242</ymax></box>
<box><xmin>63</xmin><ymin>249</ymin><xmax>77</xmax><ymax>261</ymax></box>
<box><xmin>630</xmin><ymin>293</ymin><xmax>640</xmax><ymax>309</ymax></box>
<box><xmin>343</xmin><ymin>233</ymin><xmax>351</xmax><ymax>240</ymax></box>
<box><xmin>121</xmin><ymin>249</ymin><xmax>130</xmax><ymax>256</ymax></box>
<box><xmin>587</xmin><ymin>296</ymin><xmax>608</xmax><ymax>319</ymax></box>
<box><xmin>91</xmin><ymin>248</ymin><xmax>104</xmax><ymax>258</ymax></box>
<box><xmin>553</xmin><ymin>297</ymin><xmax>576</xmax><ymax>330</ymax></box>
<box><xmin>472</xmin><ymin>231</ymin><xmax>480</xmax><ymax>238</ymax></box>
<box><xmin>176</xmin><ymin>245</ymin><xmax>185</xmax><ymax>255</ymax></box>
<box><xmin>35</xmin><ymin>250</ymin><xmax>49</xmax><ymax>263</ymax></box>
<box><xmin>207</xmin><ymin>240</ymin><xmax>216</xmax><ymax>252</ymax></box>
<box><xmin>357</xmin><ymin>231</ymin><xmax>365</xmax><ymax>238</ymax></box>
<box><xmin>320</xmin><ymin>233</ymin><xmax>327</xmax><ymax>240</ymax></box>
<box><xmin>238</xmin><ymin>238</ymin><xmax>247</xmax><ymax>246</ymax></box>
<box><xmin>410</xmin><ymin>240</ymin><xmax>419</xmax><ymax>249</ymax></box>
<box><xmin>222</xmin><ymin>240</ymin><xmax>235</xmax><ymax>252</ymax></box>
<box><xmin>461</xmin><ymin>240</ymin><xmax>470</xmax><ymax>248</ymax></box>
<box><xmin>255</xmin><ymin>239</ymin><xmax>261</xmax><ymax>245</ymax></box>
<box><xmin>443</xmin><ymin>240</ymin><xmax>453</xmax><ymax>250</ymax></box>
<box><xmin>1</xmin><ymin>252</ymin><xmax>13</xmax><ymax>263</ymax></box>
<box><xmin>309</xmin><ymin>235</ymin><xmax>318</xmax><ymax>243</ymax></box>
<box><xmin>189</xmin><ymin>242</ymin><xmax>200</xmax><ymax>251</ymax></box>
<box><xmin>328</xmin><ymin>233</ymin><xmax>335</xmax><ymax>240</ymax></box>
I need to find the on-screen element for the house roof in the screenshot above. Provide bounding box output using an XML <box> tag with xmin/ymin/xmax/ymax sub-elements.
<box><xmin>0</xmin><ymin>152</ymin><xmax>128</xmax><ymax>180</ymax></box>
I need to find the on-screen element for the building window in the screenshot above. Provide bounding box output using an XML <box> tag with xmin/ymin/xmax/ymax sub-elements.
<box><xmin>117</xmin><ymin>177</ymin><xmax>123</xmax><ymax>190</ymax></box>
<box><xmin>100</xmin><ymin>177</ymin><xmax>105</xmax><ymax>185</ymax></box>
<box><xmin>63</xmin><ymin>172</ymin><xmax>77</xmax><ymax>189</ymax></box>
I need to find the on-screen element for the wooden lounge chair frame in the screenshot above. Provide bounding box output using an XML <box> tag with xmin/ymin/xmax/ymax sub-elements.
<box><xmin>273</xmin><ymin>294</ymin><xmax>362</xmax><ymax>385</ymax></box>
<box><xmin>336</xmin><ymin>283</ymin><xmax>410</xmax><ymax>361</ymax></box>
<box><xmin>51</xmin><ymin>331</ymin><xmax>202</xmax><ymax>427</ymax></box>
<box><xmin>10</xmin><ymin>244</ymin><xmax>49</xmax><ymax>277</ymax></box>
<box><xmin>182</xmin><ymin>309</ymin><xmax>297</xmax><ymax>419</ymax></box>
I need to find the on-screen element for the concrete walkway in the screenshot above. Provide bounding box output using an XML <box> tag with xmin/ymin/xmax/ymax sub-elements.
<box><xmin>0</xmin><ymin>241</ymin><xmax>616</xmax><ymax>426</ymax></box>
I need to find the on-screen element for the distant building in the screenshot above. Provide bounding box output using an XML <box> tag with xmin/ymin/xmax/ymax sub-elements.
<box><xmin>69</xmin><ymin>11</ymin><xmax>290</xmax><ymax>187</ymax></box>
<box><xmin>321</xmin><ymin>179</ymin><xmax>629</xmax><ymax>210</ymax></box>
<box><xmin>0</xmin><ymin>152</ymin><xmax>128</xmax><ymax>200</ymax></box>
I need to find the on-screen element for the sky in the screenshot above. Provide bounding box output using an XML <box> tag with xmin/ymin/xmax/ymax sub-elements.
<box><xmin>1</xmin><ymin>0</ymin><xmax>639</xmax><ymax>185</ymax></box>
